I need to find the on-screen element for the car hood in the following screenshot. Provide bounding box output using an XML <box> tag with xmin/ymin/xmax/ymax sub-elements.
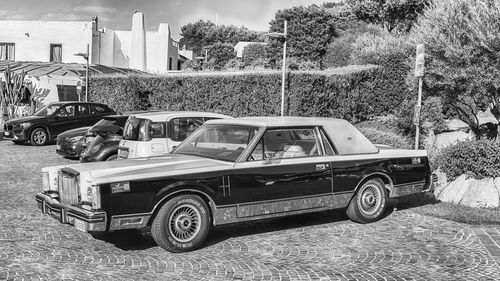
<box><xmin>5</xmin><ymin>115</ymin><xmax>46</xmax><ymax>124</ymax></box>
<box><xmin>68</xmin><ymin>153</ymin><xmax>234</xmax><ymax>184</ymax></box>
<box><xmin>58</xmin><ymin>127</ymin><xmax>92</xmax><ymax>139</ymax></box>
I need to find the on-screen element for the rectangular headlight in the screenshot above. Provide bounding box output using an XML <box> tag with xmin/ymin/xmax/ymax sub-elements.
<box><xmin>42</xmin><ymin>171</ymin><xmax>50</xmax><ymax>191</ymax></box>
<box><xmin>111</xmin><ymin>182</ymin><xmax>130</xmax><ymax>194</ymax></box>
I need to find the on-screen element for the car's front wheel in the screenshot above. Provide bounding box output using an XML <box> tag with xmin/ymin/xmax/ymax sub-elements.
<box><xmin>151</xmin><ymin>194</ymin><xmax>210</xmax><ymax>253</ymax></box>
<box><xmin>30</xmin><ymin>128</ymin><xmax>49</xmax><ymax>146</ymax></box>
<box><xmin>346</xmin><ymin>178</ymin><xmax>387</xmax><ymax>224</ymax></box>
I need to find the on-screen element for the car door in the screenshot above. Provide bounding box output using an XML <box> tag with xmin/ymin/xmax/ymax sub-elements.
<box><xmin>232</xmin><ymin>127</ymin><xmax>333</xmax><ymax>218</ymax></box>
<box><xmin>51</xmin><ymin>104</ymin><xmax>77</xmax><ymax>136</ymax></box>
<box><xmin>76</xmin><ymin>104</ymin><xmax>95</xmax><ymax>127</ymax></box>
<box><xmin>89</xmin><ymin>104</ymin><xmax>110</xmax><ymax>125</ymax></box>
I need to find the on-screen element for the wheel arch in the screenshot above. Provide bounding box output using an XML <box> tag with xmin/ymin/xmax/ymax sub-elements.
<box><xmin>29</xmin><ymin>124</ymin><xmax>51</xmax><ymax>141</ymax></box>
<box><xmin>354</xmin><ymin>172</ymin><xmax>394</xmax><ymax>196</ymax></box>
<box><xmin>148</xmin><ymin>187</ymin><xmax>216</xmax><ymax>227</ymax></box>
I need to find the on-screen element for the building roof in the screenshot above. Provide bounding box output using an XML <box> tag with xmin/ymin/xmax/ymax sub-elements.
<box><xmin>0</xmin><ymin>61</ymin><xmax>145</xmax><ymax>78</ymax></box>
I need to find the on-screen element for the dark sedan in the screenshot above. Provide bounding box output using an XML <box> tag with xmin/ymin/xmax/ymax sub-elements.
<box><xmin>3</xmin><ymin>102</ymin><xmax>115</xmax><ymax>146</ymax></box>
<box><xmin>56</xmin><ymin>127</ymin><xmax>90</xmax><ymax>159</ymax></box>
<box><xmin>80</xmin><ymin>115</ymin><xmax>130</xmax><ymax>162</ymax></box>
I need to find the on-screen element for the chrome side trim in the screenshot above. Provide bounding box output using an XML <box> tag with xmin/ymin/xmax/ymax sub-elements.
<box><xmin>213</xmin><ymin>193</ymin><xmax>354</xmax><ymax>225</ymax></box>
<box><xmin>390</xmin><ymin>180</ymin><xmax>427</xmax><ymax>198</ymax></box>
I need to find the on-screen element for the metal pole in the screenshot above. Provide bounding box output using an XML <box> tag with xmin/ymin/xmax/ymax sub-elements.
<box><xmin>414</xmin><ymin>77</ymin><xmax>423</xmax><ymax>149</ymax></box>
<box><xmin>280</xmin><ymin>21</ymin><xmax>287</xmax><ymax>117</ymax></box>
<box><xmin>85</xmin><ymin>44</ymin><xmax>89</xmax><ymax>102</ymax></box>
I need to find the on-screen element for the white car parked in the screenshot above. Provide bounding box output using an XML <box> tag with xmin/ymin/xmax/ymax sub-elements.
<box><xmin>117</xmin><ymin>111</ymin><xmax>231</xmax><ymax>159</ymax></box>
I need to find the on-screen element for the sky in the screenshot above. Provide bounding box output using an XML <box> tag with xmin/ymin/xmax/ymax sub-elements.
<box><xmin>0</xmin><ymin>0</ymin><xmax>336</xmax><ymax>40</ymax></box>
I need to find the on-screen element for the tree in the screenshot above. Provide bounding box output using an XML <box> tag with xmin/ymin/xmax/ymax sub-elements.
<box><xmin>206</xmin><ymin>43</ymin><xmax>236</xmax><ymax>70</ymax></box>
<box><xmin>267</xmin><ymin>5</ymin><xmax>338</xmax><ymax>69</ymax></box>
<box><xmin>411</xmin><ymin>0</ymin><xmax>500</xmax><ymax>138</ymax></box>
<box><xmin>0</xmin><ymin>65</ymin><xmax>26</xmax><ymax>126</ymax></box>
<box><xmin>347</xmin><ymin>0</ymin><xmax>429</xmax><ymax>32</ymax></box>
<box><xmin>179</xmin><ymin>20</ymin><xmax>263</xmax><ymax>55</ymax></box>
<box><xmin>242</xmin><ymin>43</ymin><xmax>267</xmax><ymax>67</ymax></box>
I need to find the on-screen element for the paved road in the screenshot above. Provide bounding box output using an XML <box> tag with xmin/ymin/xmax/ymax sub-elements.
<box><xmin>1</xmin><ymin>141</ymin><xmax>499</xmax><ymax>280</ymax></box>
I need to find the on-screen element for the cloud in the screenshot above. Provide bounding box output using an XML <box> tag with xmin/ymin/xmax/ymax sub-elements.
<box><xmin>73</xmin><ymin>5</ymin><xmax>117</xmax><ymax>14</ymax></box>
<box><xmin>40</xmin><ymin>13</ymin><xmax>88</xmax><ymax>21</ymax></box>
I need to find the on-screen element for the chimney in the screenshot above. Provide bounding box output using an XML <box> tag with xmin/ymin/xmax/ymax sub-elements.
<box><xmin>130</xmin><ymin>12</ymin><xmax>147</xmax><ymax>71</ymax></box>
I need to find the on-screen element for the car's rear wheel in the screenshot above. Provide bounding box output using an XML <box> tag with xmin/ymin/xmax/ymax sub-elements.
<box><xmin>105</xmin><ymin>154</ymin><xmax>118</xmax><ymax>161</ymax></box>
<box><xmin>30</xmin><ymin>128</ymin><xmax>49</xmax><ymax>146</ymax></box>
<box><xmin>151</xmin><ymin>194</ymin><xmax>210</xmax><ymax>253</ymax></box>
<box><xmin>346</xmin><ymin>178</ymin><xmax>387</xmax><ymax>224</ymax></box>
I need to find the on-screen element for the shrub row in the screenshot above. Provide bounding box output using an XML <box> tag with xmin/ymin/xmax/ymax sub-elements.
<box><xmin>89</xmin><ymin>65</ymin><xmax>412</xmax><ymax>122</ymax></box>
<box><xmin>433</xmin><ymin>139</ymin><xmax>500</xmax><ymax>180</ymax></box>
<box><xmin>357</xmin><ymin>127</ymin><xmax>412</xmax><ymax>149</ymax></box>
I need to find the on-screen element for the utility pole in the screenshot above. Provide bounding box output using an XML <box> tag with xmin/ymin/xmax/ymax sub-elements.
<box><xmin>414</xmin><ymin>44</ymin><xmax>425</xmax><ymax>149</ymax></box>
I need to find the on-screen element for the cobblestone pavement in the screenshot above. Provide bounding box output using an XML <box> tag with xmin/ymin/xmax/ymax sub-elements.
<box><xmin>1</xmin><ymin>141</ymin><xmax>500</xmax><ymax>280</ymax></box>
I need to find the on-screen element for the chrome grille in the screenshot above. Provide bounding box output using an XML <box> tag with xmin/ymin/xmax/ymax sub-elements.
<box><xmin>58</xmin><ymin>170</ymin><xmax>80</xmax><ymax>205</ymax></box>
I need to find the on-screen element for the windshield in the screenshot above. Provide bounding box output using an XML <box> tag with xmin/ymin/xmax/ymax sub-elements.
<box><xmin>33</xmin><ymin>104</ymin><xmax>61</xmax><ymax>116</ymax></box>
<box><xmin>123</xmin><ymin>117</ymin><xmax>166</xmax><ymax>141</ymax></box>
<box><xmin>174</xmin><ymin>124</ymin><xmax>259</xmax><ymax>162</ymax></box>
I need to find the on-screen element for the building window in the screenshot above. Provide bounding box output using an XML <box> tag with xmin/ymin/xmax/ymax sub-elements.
<box><xmin>0</xmin><ymin>43</ymin><xmax>15</xmax><ymax>61</ymax></box>
<box><xmin>56</xmin><ymin>85</ymin><xmax>79</xmax><ymax>101</ymax></box>
<box><xmin>169</xmin><ymin>57</ymin><xmax>172</xmax><ymax>70</ymax></box>
<box><xmin>50</xmin><ymin>44</ymin><xmax>62</xmax><ymax>62</ymax></box>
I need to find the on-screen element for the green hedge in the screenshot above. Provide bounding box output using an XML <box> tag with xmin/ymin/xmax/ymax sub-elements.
<box><xmin>357</xmin><ymin>127</ymin><xmax>412</xmax><ymax>149</ymax></box>
<box><xmin>433</xmin><ymin>139</ymin><xmax>500</xmax><ymax>181</ymax></box>
<box><xmin>89</xmin><ymin>65</ymin><xmax>412</xmax><ymax>121</ymax></box>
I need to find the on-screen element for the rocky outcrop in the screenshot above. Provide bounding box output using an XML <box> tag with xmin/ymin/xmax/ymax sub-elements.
<box><xmin>436</xmin><ymin>175</ymin><xmax>500</xmax><ymax>208</ymax></box>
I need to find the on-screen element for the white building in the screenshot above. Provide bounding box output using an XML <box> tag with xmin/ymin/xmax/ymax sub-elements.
<box><xmin>0</xmin><ymin>12</ymin><xmax>179</xmax><ymax>73</ymax></box>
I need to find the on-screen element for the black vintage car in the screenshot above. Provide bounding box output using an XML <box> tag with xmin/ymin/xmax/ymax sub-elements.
<box><xmin>80</xmin><ymin>115</ymin><xmax>130</xmax><ymax>162</ymax></box>
<box><xmin>36</xmin><ymin>117</ymin><xmax>435</xmax><ymax>253</ymax></box>
<box><xmin>3</xmin><ymin>101</ymin><xmax>115</xmax><ymax>146</ymax></box>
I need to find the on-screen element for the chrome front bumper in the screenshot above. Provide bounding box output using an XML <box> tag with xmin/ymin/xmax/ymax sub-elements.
<box><xmin>36</xmin><ymin>192</ymin><xmax>107</xmax><ymax>232</ymax></box>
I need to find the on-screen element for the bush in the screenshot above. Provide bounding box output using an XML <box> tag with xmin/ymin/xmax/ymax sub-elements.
<box><xmin>88</xmin><ymin>75</ymin><xmax>150</xmax><ymax>112</ymax></box>
<box><xmin>89</xmin><ymin>65</ymin><xmax>412</xmax><ymax>122</ymax></box>
<box><xmin>433</xmin><ymin>139</ymin><xmax>500</xmax><ymax>180</ymax></box>
<box><xmin>356</xmin><ymin>115</ymin><xmax>412</xmax><ymax>149</ymax></box>
<box><xmin>397</xmin><ymin>96</ymin><xmax>447</xmax><ymax>136</ymax></box>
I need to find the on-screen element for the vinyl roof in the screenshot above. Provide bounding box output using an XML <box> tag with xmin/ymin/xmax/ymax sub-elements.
<box><xmin>129</xmin><ymin>111</ymin><xmax>232</xmax><ymax>122</ymax></box>
<box><xmin>205</xmin><ymin>116</ymin><xmax>345</xmax><ymax>127</ymax></box>
<box><xmin>206</xmin><ymin>116</ymin><xmax>379</xmax><ymax>155</ymax></box>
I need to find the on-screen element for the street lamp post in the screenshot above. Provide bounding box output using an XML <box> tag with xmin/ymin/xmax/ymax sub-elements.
<box><xmin>266</xmin><ymin>21</ymin><xmax>287</xmax><ymax>116</ymax></box>
<box><xmin>74</xmin><ymin>44</ymin><xmax>89</xmax><ymax>102</ymax></box>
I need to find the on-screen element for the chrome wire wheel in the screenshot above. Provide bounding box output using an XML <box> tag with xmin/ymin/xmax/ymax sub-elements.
<box><xmin>358</xmin><ymin>183</ymin><xmax>383</xmax><ymax>216</ymax></box>
<box><xmin>168</xmin><ymin>204</ymin><xmax>201</xmax><ymax>243</ymax></box>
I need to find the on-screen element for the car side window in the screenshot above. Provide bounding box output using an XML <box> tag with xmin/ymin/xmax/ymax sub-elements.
<box><xmin>248</xmin><ymin>127</ymin><xmax>321</xmax><ymax>161</ymax></box>
<box><xmin>54</xmin><ymin>105</ymin><xmax>75</xmax><ymax>117</ymax></box>
<box><xmin>149</xmin><ymin>122</ymin><xmax>166</xmax><ymax>138</ymax></box>
<box><xmin>77</xmin><ymin>104</ymin><xmax>90</xmax><ymax>116</ymax></box>
<box><xmin>91</xmin><ymin>105</ymin><xmax>106</xmax><ymax>116</ymax></box>
<box><xmin>171</xmin><ymin>117</ymin><xmax>204</xmax><ymax>141</ymax></box>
